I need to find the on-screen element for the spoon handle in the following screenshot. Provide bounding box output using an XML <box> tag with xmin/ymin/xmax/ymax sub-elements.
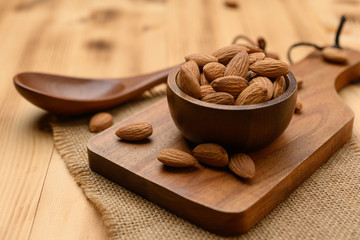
<box><xmin>119</xmin><ymin>66</ymin><xmax>173</xmax><ymax>99</ymax></box>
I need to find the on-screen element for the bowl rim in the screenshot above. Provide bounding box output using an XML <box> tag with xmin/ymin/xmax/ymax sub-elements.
<box><xmin>167</xmin><ymin>64</ymin><xmax>297</xmax><ymax>111</ymax></box>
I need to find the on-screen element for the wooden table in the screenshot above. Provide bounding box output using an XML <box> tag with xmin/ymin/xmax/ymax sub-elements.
<box><xmin>1</xmin><ymin>0</ymin><xmax>360</xmax><ymax>239</ymax></box>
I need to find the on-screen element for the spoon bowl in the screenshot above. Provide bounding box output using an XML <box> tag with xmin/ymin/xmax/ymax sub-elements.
<box><xmin>14</xmin><ymin>67</ymin><xmax>171</xmax><ymax>115</ymax></box>
<box><xmin>167</xmin><ymin>65</ymin><xmax>298</xmax><ymax>152</ymax></box>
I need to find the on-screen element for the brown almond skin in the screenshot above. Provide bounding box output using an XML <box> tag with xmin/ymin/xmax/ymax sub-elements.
<box><xmin>212</xmin><ymin>45</ymin><xmax>249</xmax><ymax>65</ymax></box>
<box><xmin>115</xmin><ymin>122</ymin><xmax>152</xmax><ymax>141</ymax></box>
<box><xmin>224</xmin><ymin>50</ymin><xmax>249</xmax><ymax>78</ymax></box>
<box><xmin>192</xmin><ymin>143</ymin><xmax>229</xmax><ymax>167</ymax></box>
<box><xmin>89</xmin><ymin>112</ymin><xmax>113</xmax><ymax>132</ymax></box>
<box><xmin>229</xmin><ymin>153</ymin><xmax>256</xmax><ymax>179</ymax></box>
<box><xmin>211</xmin><ymin>76</ymin><xmax>249</xmax><ymax>97</ymax></box>
<box><xmin>185</xmin><ymin>53</ymin><xmax>218</xmax><ymax>67</ymax></box>
<box><xmin>250</xmin><ymin>58</ymin><xmax>290</xmax><ymax>77</ymax></box>
<box><xmin>200</xmin><ymin>84</ymin><xmax>216</xmax><ymax>98</ymax></box>
<box><xmin>157</xmin><ymin>149</ymin><xmax>197</xmax><ymax>167</ymax></box>
<box><xmin>322</xmin><ymin>47</ymin><xmax>348</xmax><ymax>64</ymax></box>
<box><xmin>249</xmin><ymin>76</ymin><xmax>274</xmax><ymax>100</ymax></box>
<box><xmin>245</xmin><ymin>70</ymin><xmax>257</xmax><ymax>81</ymax></box>
<box><xmin>295</xmin><ymin>97</ymin><xmax>303</xmax><ymax>113</ymax></box>
<box><xmin>182</xmin><ymin>60</ymin><xmax>200</xmax><ymax>80</ymax></box>
<box><xmin>178</xmin><ymin>65</ymin><xmax>202</xmax><ymax>99</ymax></box>
<box><xmin>199</xmin><ymin>73</ymin><xmax>209</xmax><ymax>86</ymax></box>
<box><xmin>273</xmin><ymin>76</ymin><xmax>287</xmax><ymax>98</ymax></box>
<box><xmin>248</xmin><ymin>52</ymin><xmax>266</xmax><ymax>65</ymax></box>
<box><xmin>235</xmin><ymin>43</ymin><xmax>264</xmax><ymax>53</ymax></box>
<box><xmin>201</xmin><ymin>92</ymin><xmax>235</xmax><ymax>105</ymax></box>
<box><xmin>203</xmin><ymin>62</ymin><xmax>226</xmax><ymax>82</ymax></box>
<box><xmin>235</xmin><ymin>83</ymin><xmax>268</xmax><ymax>105</ymax></box>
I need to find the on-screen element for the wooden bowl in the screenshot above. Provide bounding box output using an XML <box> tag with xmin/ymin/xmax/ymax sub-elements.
<box><xmin>167</xmin><ymin>65</ymin><xmax>297</xmax><ymax>152</ymax></box>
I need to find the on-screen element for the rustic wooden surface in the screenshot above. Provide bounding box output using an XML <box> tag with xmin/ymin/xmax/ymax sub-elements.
<box><xmin>1</xmin><ymin>0</ymin><xmax>360</xmax><ymax>239</ymax></box>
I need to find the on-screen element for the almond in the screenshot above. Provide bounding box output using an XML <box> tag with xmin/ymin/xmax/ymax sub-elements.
<box><xmin>183</xmin><ymin>60</ymin><xmax>200</xmax><ymax>80</ymax></box>
<box><xmin>212</xmin><ymin>45</ymin><xmax>249</xmax><ymax>65</ymax></box>
<box><xmin>322</xmin><ymin>47</ymin><xmax>348</xmax><ymax>64</ymax></box>
<box><xmin>200</xmin><ymin>84</ymin><xmax>216</xmax><ymax>98</ymax></box>
<box><xmin>199</xmin><ymin>73</ymin><xmax>209</xmax><ymax>86</ymax></box>
<box><xmin>157</xmin><ymin>148</ymin><xmax>197</xmax><ymax>167</ymax></box>
<box><xmin>249</xmin><ymin>76</ymin><xmax>273</xmax><ymax>100</ymax></box>
<box><xmin>201</xmin><ymin>92</ymin><xmax>235</xmax><ymax>105</ymax></box>
<box><xmin>297</xmin><ymin>77</ymin><xmax>303</xmax><ymax>90</ymax></box>
<box><xmin>185</xmin><ymin>53</ymin><xmax>218</xmax><ymax>67</ymax></box>
<box><xmin>265</xmin><ymin>52</ymin><xmax>280</xmax><ymax>60</ymax></box>
<box><xmin>211</xmin><ymin>76</ymin><xmax>249</xmax><ymax>97</ymax></box>
<box><xmin>273</xmin><ymin>76</ymin><xmax>287</xmax><ymax>98</ymax></box>
<box><xmin>250</xmin><ymin>58</ymin><xmax>290</xmax><ymax>77</ymax></box>
<box><xmin>295</xmin><ymin>97</ymin><xmax>303</xmax><ymax>113</ymax></box>
<box><xmin>115</xmin><ymin>122</ymin><xmax>153</xmax><ymax>141</ymax></box>
<box><xmin>178</xmin><ymin>65</ymin><xmax>202</xmax><ymax>99</ymax></box>
<box><xmin>245</xmin><ymin>70</ymin><xmax>257</xmax><ymax>81</ymax></box>
<box><xmin>229</xmin><ymin>153</ymin><xmax>256</xmax><ymax>179</ymax></box>
<box><xmin>235</xmin><ymin>82</ymin><xmax>268</xmax><ymax>105</ymax></box>
<box><xmin>224</xmin><ymin>50</ymin><xmax>249</xmax><ymax>78</ymax></box>
<box><xmin>89</xmin><ymin>112</ymin><xmax>113</xmax><ymax>132</ymax></box>
<box><xmin>236</xmin><ymin>43</ymin><xmax>264</xmax><ymax>53</ymax></box>
<box><xmin>203</xmin><ymin>62</ymin><xmax>226</xmax><ymax>82</ymax></box>
<box><xmin>248</xmin><ymin>52</ymin><xmax>266</xmax><ymax>65</ymax></box>
<box><xmin>192</xmin><ymin>143</ymin><xmax>229</xmax><ymax>167</ymax></box>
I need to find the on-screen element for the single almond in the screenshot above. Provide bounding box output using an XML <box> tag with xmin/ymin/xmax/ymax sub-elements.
<box><xmin>236</xmin><ymin>43</ymin><xmax>264</xmax><ymax>53</ymax></box>
<box><xmin>178</xmin><ymin>65</ymin><xmax>202</xmax><ymax>99</ymax></box>
<box><xmin>224</xmin><ymin>50</ymin><xmax>249</xmax><ymax>78</ymax></box>
<box><xmin>265</xmin><ymin>52</ymin><xmax>280</xmax><ymax>60</ymax></box>
<box><xmin>157</xmin><ymin>148</ymin><xmax>197</xmax><ymax>167</ymax></box>
<box><xmin>248</xmin><ymin>52</ymin><xmax>266</xmax><ymax>65</ymax></box>
<box><xmin>322</xmin><ymin>47</ymin><xmax>348</xmax><ymax>64</ymax></box>
<box><xmin>297</xmin><ymin>77</ymin><xmax>303</xmax><ymax>90</ymax></box>
<box><xmin>212</xmin><ymin>45</ymin><xmax>249</xmax><ymax>65</ymax></box>
<box><xmin>199</xmin><ymin>73</ymin><xmax>210</xmax><ymax>86</ymax></box>
<box><xmin>185</xmin><ymin>53</ymin><xmax>218</xmax><ymax>67</ymax></box>
<box><xmin>250</xmin><ymin>58</ymin><xmax>290</xmax><ymax>77</ymax></box>
<box><xmin>183</xmin><ymin>60</ymin><xmax>200</xmax><ymax>80</ymax></box>
<box><xmin>295</xmin><ymin>97</ymin><xmax>303</xmax><ymax>113</ymax></box>
<box><xmin>211</xmin><ymin>76</ymin><xmax>249</xmax><ymax>97</ymax></box>
<box><xmin>245</xmin><ymin>70</ymin><xmax>257</xmax><ymax>81</ymax></box>
<box><xmin>235</xmin><ymin>82</ymin><xmax>268</xmax><ymax>105</ymax></box>
<box><xmin>249</xmin><ymin>76</ymin><xmax>273</xmax><ymax>100</ymax></box>
<box><xmin>115</xmin><ymin>122</ymin><xmax>152</xmax><ymax>141</ymax></box>
<box><xmin>89</xmin><ymin>112</ymin><xmax>113</xmax><ymax>132</ymax></box>
<box><xmin>192</xmin><ymin>143</ymin><xmax>229</xmax><ymax>167</ymax></box>
<box><xmin>229</xmin><ymin>153</ymin><xmax>256</xmax><ymax>179</ymax></box>
<box><xmin>200</xmin><ymin>84</ymin><xmax>216</xmax><ymax>98</ymax></box>
<box><xmin>201</xmin><ymin>92</ymin><xmax>235</xmax><ymax>105</ymax></box>
<box><xmin>273</xmin><ymin>76</ymin><xmax>287</xmax><ymax>98</ymax></box>
<box><xmin>203</xmin><ymin>62</ymin><xmax>226</xmax><ymax>82</ymax></box>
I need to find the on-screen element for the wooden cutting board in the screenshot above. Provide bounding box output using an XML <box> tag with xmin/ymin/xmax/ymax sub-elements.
<box><xmin>87</xmin><ymin>49</ymin><xmax>360</xmax><ymax>236</ymax></box>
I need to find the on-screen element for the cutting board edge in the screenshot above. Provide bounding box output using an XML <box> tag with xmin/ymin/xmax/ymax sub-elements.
<box><xmin>88</xmin><ymin>145</ymin><xmax>252</xmax><ymax>235</ymax></box>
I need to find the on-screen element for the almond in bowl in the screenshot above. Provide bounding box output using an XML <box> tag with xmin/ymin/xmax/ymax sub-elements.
<box><xmin>167</xmin><ymin>44</ymin><xmax>297</xmax><ymax>152</ymax></box>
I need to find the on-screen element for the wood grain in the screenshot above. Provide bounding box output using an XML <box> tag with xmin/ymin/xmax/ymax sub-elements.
<box><xmin>88</xmin><ymin>48</ymin><xmax>359</xmax><ymax>235</ymax></box>
<box><xmin>1</xmin><ymin>0</ymin><xmax>360</xmax><ymax>239</ymax></box>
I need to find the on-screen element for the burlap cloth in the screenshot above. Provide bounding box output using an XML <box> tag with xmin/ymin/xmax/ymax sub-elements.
<box><xmin>51</xmin><ymin>85</ymin><xmax>360</xmax><ymax>240</ymax></box>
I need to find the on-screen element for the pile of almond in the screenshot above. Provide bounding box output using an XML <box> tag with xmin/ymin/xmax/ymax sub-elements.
<box><xmin>158</xmin><ymin>143</ymin><xmax>256</xmax><ymax>179</ymax></box>
<box><xmin>177</xmin><ymin>44</ymin><xmax>290</xmax><ymax>105</ymax></box>
<box><xmin>111</xmin><ymin>121</ymin><xmax>256</xmax><ymax>180</ymax></box>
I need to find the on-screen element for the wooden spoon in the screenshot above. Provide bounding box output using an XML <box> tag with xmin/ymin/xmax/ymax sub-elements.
<box><xmin>13</xmin><ymin>67</ymin><xmax>171</xmax><ymax>115</ymax></box>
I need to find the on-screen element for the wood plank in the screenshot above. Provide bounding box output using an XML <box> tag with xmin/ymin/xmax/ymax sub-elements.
<box><xmin>29</xmin><ymin>150</ymin><xmax>107</xmax><ymax>240</ymax></box>
<box><xmin>1</xmin><ymin>0</ymin><xmax>360</xmax><ymax>239</ymax></box>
